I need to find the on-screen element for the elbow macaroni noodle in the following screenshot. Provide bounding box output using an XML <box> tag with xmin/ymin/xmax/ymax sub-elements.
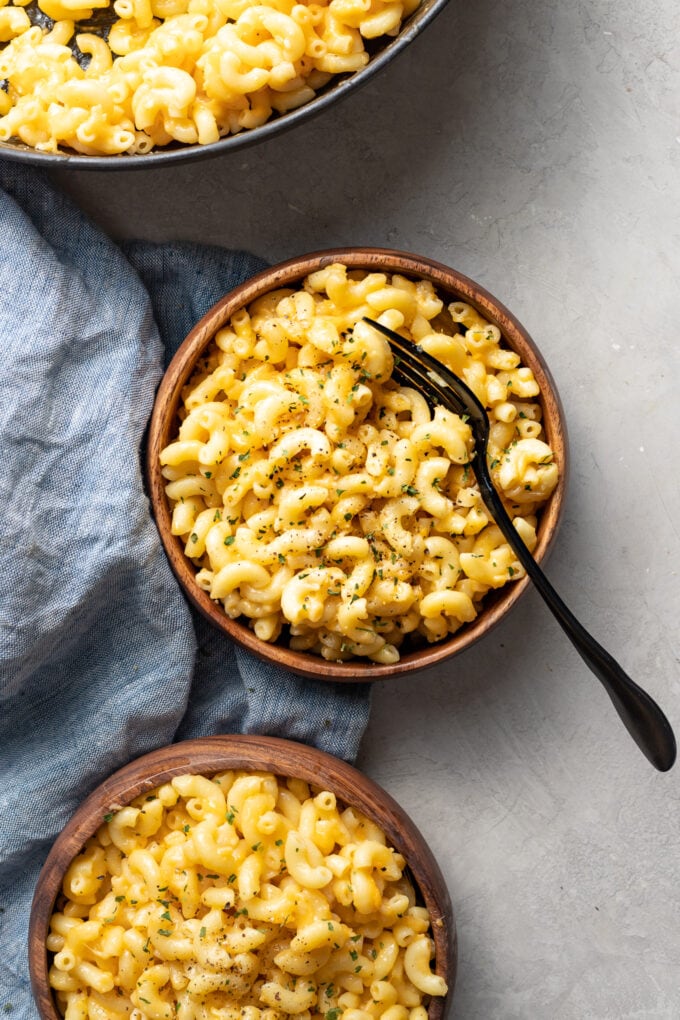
<box><xmin>48</xmin><ymin>771</ymin><xmax>448</xmax><ymax>1019</ymax></box>
<box><xmin>160</xmin><ymin>263</ymin><xmax>559</xmax><ymax>664</ymax></box>
<box><xmin>0</xmin><ymin>0</ymin><xmax>421</xmax><ymax>154</ymax></box>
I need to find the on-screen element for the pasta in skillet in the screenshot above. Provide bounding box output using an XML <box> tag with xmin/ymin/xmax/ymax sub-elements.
<box><xmin>47</xmin><ymin>771</ymin><xmax>448</xmax><ymax>1019</ymax></box>
<box><xmin>160</xmin><ymin>264</ymin><xmax>558</xmax><ymax>664</ymax></box>
<box><xmin>0</xmin><ymin>0</ymin><xmax>421</xmax><ymax>155</ymax></box>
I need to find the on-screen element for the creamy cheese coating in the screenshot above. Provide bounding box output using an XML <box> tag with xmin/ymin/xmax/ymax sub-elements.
<box><xmin>160</xmin><ymin>264</ymin><xmax>558</xmax><ymax>663</ymax></box>
<box><xmin>47</xmin><ymin>771</ymin><xmax>448</xmax><ymax>1019</ymax></box>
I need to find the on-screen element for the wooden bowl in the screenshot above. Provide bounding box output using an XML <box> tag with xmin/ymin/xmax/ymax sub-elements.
<box><xmin>28</xmin><ymin>734</ymin><xmax>456</xmax><ymax>1019</ymax></box>
<box><xmin>147</xmin><ymin>247</ymin><xmax>568</xmax><ymax>680</ymax></box>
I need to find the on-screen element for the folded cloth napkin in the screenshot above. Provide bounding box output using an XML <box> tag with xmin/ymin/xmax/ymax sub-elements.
<box><xmin>0</xmin><ymin>162</ymin><xmax>372</xmax><ymax>1018</ymax></box>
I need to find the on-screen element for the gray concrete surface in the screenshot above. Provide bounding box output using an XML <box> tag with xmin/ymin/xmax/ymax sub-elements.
<box><xmin>55</xmin><ymin>0</ymin><xmax>680</xmax><ymax>1016</ymax></box>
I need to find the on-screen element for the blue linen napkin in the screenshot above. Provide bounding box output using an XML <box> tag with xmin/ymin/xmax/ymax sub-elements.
<box><xmin>0</xmin><ymin>162</ymin><xmax>372</xmax><ymax>1018</ymax></box>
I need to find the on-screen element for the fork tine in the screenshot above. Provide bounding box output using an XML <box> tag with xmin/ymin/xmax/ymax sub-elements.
<box><xmin>390</xmin><ymin>355</ymin><xmax>466</xmax><ymax>419</ymax></box>
<box><xmin>360</xmin><ymin>318</ymin><xmax>466</xmax><ymax>415</ymax></box>
<box><xmin>363</xmin><ymin>317</ymin><xmax>489</xmax><ymax>429</ymax></box>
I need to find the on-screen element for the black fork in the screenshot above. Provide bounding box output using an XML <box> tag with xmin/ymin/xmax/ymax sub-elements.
<box><xmin>364</xmin><ymin>316</ymin><xmax>676</xmax><ymax>772</ymax></box>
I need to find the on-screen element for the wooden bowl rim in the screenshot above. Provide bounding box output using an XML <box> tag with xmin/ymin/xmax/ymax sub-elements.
<box><xmin>28</xmin><ymin>734</ymin><xmax>456</xmax><ymax>1020</ymax></box>
<box><xmin>146</xmin><ymin>247</ymin><xmax>569</xmax><ymax>680</ymax></box>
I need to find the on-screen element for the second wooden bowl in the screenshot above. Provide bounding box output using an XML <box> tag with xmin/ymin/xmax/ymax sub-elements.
<box><xmin>146</xmin><ymin>248</ymin><xmax>568</xmax><ymax>680</ymax></box>
<box><xmin>29</xmin><ymin>734</ymin><xmax>456</xmax><ymax>1020</ymax></box>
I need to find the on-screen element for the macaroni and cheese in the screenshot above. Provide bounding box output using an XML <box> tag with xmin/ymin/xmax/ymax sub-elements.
<box><xmin>160</xmin><ymin>263</ymin><xmax>558</xmax><ymax>664</ymax></box>
<box><xmin>0</xmin><ymin>0</ymin><xmax>420</xmax><ymax>155</ymax></box>
<box><xmin>47</xmin><ymin>771</ymin><xmax>448</xmax><ymax>1019</ymax></box>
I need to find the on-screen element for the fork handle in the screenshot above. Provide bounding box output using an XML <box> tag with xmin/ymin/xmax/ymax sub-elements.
<box><xmin>475</xmin><ymin>463</ymin><xmax>676</xmax><ymax>772</ymax></box>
